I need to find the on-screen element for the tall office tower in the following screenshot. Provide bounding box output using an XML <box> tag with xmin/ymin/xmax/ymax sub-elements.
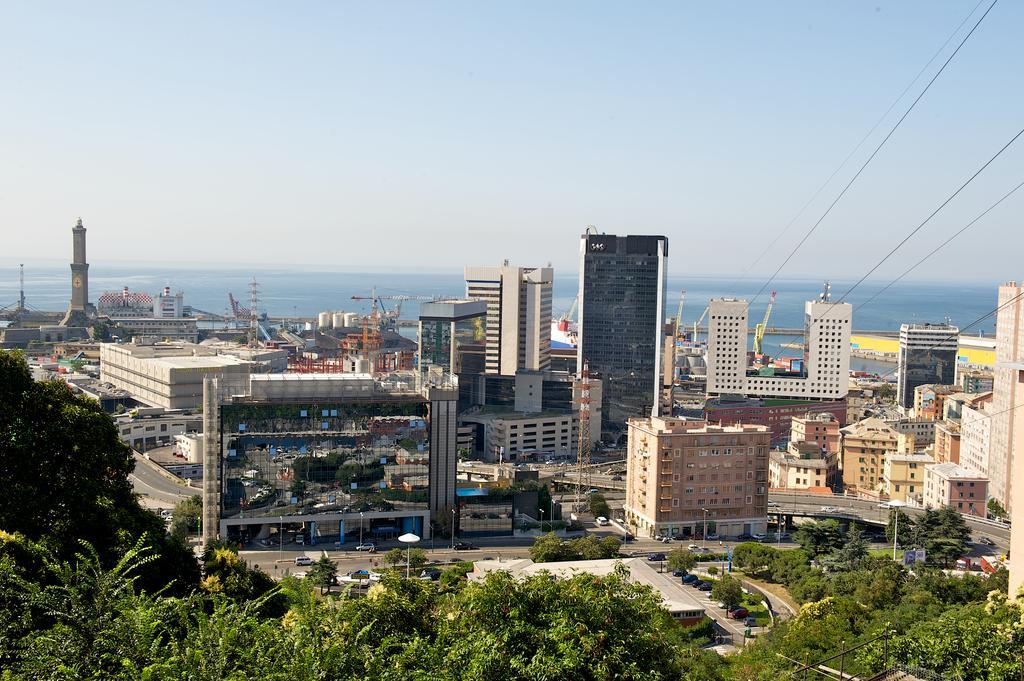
<box><xmin>991</xmin><ymin>282</ymin><xmax>1024</xmax><ymax>510</ymax></box>
<box><xmin>897</xmin><ymin>323</ymin><xmax>959</xmax><ymax>410</ymax></box>
<box><xmin>704</xmin><ymin>297</ymin><xmax>852</xmax><ymax>399</ymax></box>
<box><xmin>464</xmin><ymin>264</ymin><xmax>553</xmax><ymax>375</ymax></box>
<box><xmin>60</xmin><ymin>218</ymin><xmax>92</xmax><ymax>327</ymax></box>
<box><xmin>578</xmin><ymin>232</ymin><xmax>668</xmax><ymax>439</ymax></box>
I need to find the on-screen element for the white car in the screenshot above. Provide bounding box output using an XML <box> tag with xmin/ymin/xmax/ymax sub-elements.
<box><xmin>820</xmin><ymin>506</ymin><xmax>839</xmax><ymax>513</ymax></box>
<box><xmin>751</xmin><ymin>533</ymin><xmax>767</xmax><ymax>541</ymax></box>
<box><xmin>294</xmin><ymin>555</ymin><xmax>313</xmax><ymax>566</ymax></box>
<box><xmin>595</xmin><ymin>516</ymin><xmax>609</xmax><ymax>526</ymax></box>
<box><xmin>355</xmin><ymin>543</ymin><xmax>377</xmax><ymax>552</ymax></box>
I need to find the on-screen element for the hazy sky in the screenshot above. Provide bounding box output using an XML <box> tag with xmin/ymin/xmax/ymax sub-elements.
<box><xmin>1</xmin><ymin>2</ymin><xmax>1021</xmax><ymax>282</ymax></box>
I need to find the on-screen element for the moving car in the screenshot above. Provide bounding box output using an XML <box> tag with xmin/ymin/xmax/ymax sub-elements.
<box><xmin>647</xmin><ymin>552</ymin><xmax>667</xmax><ymax>562</ymax></box>
<box><xmin>820</xmin><ymin>506</ymin><xmax>838</xmax><ymax>513</ymax></box>
<box><xmin>294</xmin><ymin>555</ymin><xmax>313</xmax><ymax>566</ymax></box>
<box><xmin>595</xmin><ymin>516</ymin><xmax>609</xmax><ymax>526</ymax></box>
<box><xmin>355</xmin><ymin>542</ymin><xmax>377</xmax><ymax>552</ymax></box>
<box><xmin>453</xmin><ymin>541</ymin><xmax>478</xmax><ymax>551</ymax></box>
<box><xmin>978</xmin><ymin>536</ymin><xmax>995</xmax><ymax>546</ymax></box>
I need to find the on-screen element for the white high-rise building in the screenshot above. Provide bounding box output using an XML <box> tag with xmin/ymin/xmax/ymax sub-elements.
<box><xmin>959</xmin><ymin>393</ymin><xmax>993</xmax><ymax>479</ymax></box>
<box><xmin>992</xmin><ymin>282</ymin><xmax>1024</xmax><ymax>510</ymax></box>
<box><xmin>464</xmin><ymin>264</ymin><xmax>553</xmax><ymax>375</ymax></box>
<box><xmin>705</xmin><ymin>298</ymin><xmax>851</xmax><ymax>399</ymax></box>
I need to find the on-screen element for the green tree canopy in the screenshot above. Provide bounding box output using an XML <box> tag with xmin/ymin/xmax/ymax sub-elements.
<box><xmin>794</xmin><ymin>519</ymin><xmax>844</xmax><ymax>557</ymax></box>
<box><xmin>309</xmin><ymin>554</ymin><xmax>338</xmax><ymax>594</ymax></box>
<box><xmin>667</xmin><ymin>548</ymin><xmax>697</xmax><ymax>572</ymax></box>
<box><xmin>711</xmin><ymin>574</ymin><xmax>744</xmax><ymax>610</ymax></box>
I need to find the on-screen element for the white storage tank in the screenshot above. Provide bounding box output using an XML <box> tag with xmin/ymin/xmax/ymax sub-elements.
<box><xmin>317</xmin><ymin>311</ymin><xmax>331</xmax><ymax>328</ymax></box>
<box><xmin>304</xmin><ymin>321</ymin><xmax>313</xmax><ymax>332</ymax></box>
<box><xmin>344</xmin><ymin>312</ymin><xmax>359</xmax><ymax>327</ymax></box>
<box><xmin>332</xmin><ymin>311</ymin><xmax>346</xmax><ymax>329</ymax></box>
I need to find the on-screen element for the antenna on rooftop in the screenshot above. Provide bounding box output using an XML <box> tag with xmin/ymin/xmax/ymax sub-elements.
<box><xmin>819</xmin><ymin>281</ymin><xmax>832</xmax><ymax>302</ymax></box>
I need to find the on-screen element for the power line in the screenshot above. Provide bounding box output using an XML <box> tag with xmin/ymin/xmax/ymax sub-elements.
<box><xmin>737</xmin><ymin>0</ymin><xmax>987</xmax><ymax>284</ymax></box>
<box><xmin>748</xmin><ymin>0</ymin><xmax>1000</xmax><ymax>307</ymax></box>
<box><xmin>767</xmin><ymin>125</ymin><xmax>1024</xmax><ymax>354</ymax></box>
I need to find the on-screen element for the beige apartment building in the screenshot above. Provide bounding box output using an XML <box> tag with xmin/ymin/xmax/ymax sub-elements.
<box><xmin>769</xmin><ymin>441</ymin><xmax>833</xmax><ymax>491</ymax></box>
<box><xmin>882</xmin><ymin>452</ymin><xmax>934</xmax><ymax>504</ymax></box>
<box><xmin>790</xmin><ymin>412</ymin><xmax>841</xmax><ymax>454</ymax></box>
<box><xmin>934</xmin><ymin>420</ymin><xmax>961</xmax><ymax>465</ymax></box>
<box><xmin>624</xmin><ymin>417</ymin><xmax>769</xmax><ymax>539</ymax></box>
<box><xmin>840</xmin><ymin>417</ymin><xmax>899</xmax><ymax>494</ymax></box>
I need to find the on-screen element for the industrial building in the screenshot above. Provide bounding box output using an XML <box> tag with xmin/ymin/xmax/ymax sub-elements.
<box><xmin>705</xmin><ymin>296</ymin><xmax>852</xmax><ymax>401</ymax></box>
<box><xmin>100</xmin><ymin>342</ymin><xmax>253</xmax><ymax>410</ymax></box>
<box><xmin>464</xmin><ymin>264</ymin><xmax>553</xmax><ymax>375</ymax></box>
<box><xmin>577</xmin><ymin>232</ymin><xmax>669</xmax><ymax>439</ymax></box>
<box><xmin>896</xmin><ymin>323</ymin><xmax>959</xmax><ymax>410</ymax></box>
<box><xmin>200</xmin><ymin>371</ymin><xmax>459</xmax><ymax>545</ymax></box>
<box><xmin>623</xmin><ymin>417</ymin><xmax>769</xmax><ymax>539</ymax></box>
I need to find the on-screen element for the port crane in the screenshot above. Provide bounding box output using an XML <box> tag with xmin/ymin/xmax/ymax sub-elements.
<box><xmin>753</xmin><ymin>291</ymin><xmax>777</xmax><ymax>356</ymax></box>
<box><xmin>692</xmin><ymin>306</ymin><xmax>709</xmax><ymax>344</ymax></box>
<box><xmin>673</xmin><ymin>290</ymin><xmax>685</xmax><ymax>341</ymax></box>
<box><xmin>556</xmin><ymin>295</ymin><xmax>578</xmax><ymax>332</ymax></box>
<box><xmin>351</xmin><ymin>291</ymin><xmax>437</xmax><ymax>332</ymax></box>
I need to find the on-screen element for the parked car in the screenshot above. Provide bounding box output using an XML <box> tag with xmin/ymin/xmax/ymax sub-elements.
<box><xmin>611</xmin><ymin>475</ymin><xmax>623</xmax><ymax>481</ymax></box>
<box><xmin>671</xmin><ymin>569</ymin><xmax>686</xmax><ymax>577</ymax></box>
<box><xmin>697</xmin><ymin>582</ymin><xmax>713</xmax><ymax>592</ymax></box>
<box><xmin>355</xmin><ymin>543</ymin><xmax>376</xmax><ymax>552</ymax></box>
<box><xmin>687</xmin><ymin>544</ymin><xmax>701</xmax><ymax>551</ymax></box>
<box><xmin>419</xmin><ymin>568</ymin><xmax>442</xmax><ymax>581</ymax></box>
<box><xmin>729</xmin><ymin>607</ymin><xmax>749</xmax><ymax>619</ymax></box>
<box><xmin>744</xmin><ymin>616</ymin><xmax>757</xmax><ymax>627</ymax></box>
<box><xmin>767</xmin><ymin>500</ymin><xmax>780</xmax><ymax>508</ymax></box>
<box><xmin>587</xmin><ymin>488</ymin><xmax>600</xmax><ymax>495</ymax></box>
<box><xmin>689</xmin><ymin>580</ymin><xmax>705</xmax><ymax>588</ymax></box>
<box><xmin>453</xmin><ymin>541</ymin><xmax>478</xmax><ymax>551</ymax></box>
<box><xmin>752</xmin><ymin>533</ymin><xmax>767</xmax><ymax>542</ymax></box>
<box><xmin>294</xmin><ymin>555</ymin><xmax>313</xmax><ymax>566</ymax></box>
<box><xmin>706</xmin><ymin>533</ymin><xmax>720</xmax><ymax>540</ymax></box>
<box><xmin>682</xmin><ymin>574</ymin><xmax>699</xmax><ymax>584</ymax></box>
<box><xmin>737</xmin><ymin>533</ymin><xmax>754</xmax><ymax>541</ymax></box>
<box><xmin>647</xmin><ymin>552</ymin><xmax>667</xmax><ymax>562</ymax></box>
<box><xmin>623</xmin><ymin>533</ymin><xmax>635</xmax><ymax>542</ymax></box>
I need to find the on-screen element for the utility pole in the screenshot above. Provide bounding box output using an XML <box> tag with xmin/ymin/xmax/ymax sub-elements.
<box><xmin>575</xmin><ymin>359</ymin><xmax>591</xmax><ymax>512</ymax></box>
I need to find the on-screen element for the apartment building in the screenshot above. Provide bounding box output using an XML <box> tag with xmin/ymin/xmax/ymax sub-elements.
<box><xmin>923</xmin><ymin>462</ymin><xmax>988</xmax><ymax>517</ymax></box>
<box><xmin>882</xmin><ymin>452</ymin><xmax>934</xmax><ymax>504</ymax></box>
<box><xmin>840</xmin><ymin>417</ymin><xmax>899</xmax><ymax>494</ymax></box>
<box><xmin>624</xmin><ymin>417</ymin><xmax>769</xmax><ymax>539</ymax></box>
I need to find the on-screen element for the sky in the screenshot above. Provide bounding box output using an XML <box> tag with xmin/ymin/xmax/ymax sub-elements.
<box><xmin>1</xmin><ymin>1</ymin><xmax>1021</xmax><ymax>284</ymax></box>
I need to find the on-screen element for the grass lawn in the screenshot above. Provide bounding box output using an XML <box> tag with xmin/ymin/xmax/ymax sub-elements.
<box><xmin>869</xmin><ymin>548</ymin><xmax>903</xmax><ymax>560</ymax></box>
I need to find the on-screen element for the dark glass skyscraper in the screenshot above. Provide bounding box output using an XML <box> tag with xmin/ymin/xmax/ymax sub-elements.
<box><xmin>897</xmin><ymin>322</ymin><xmax>959</xmax><ymax>409</ymax></box>
<box><xmin>578</xmin><ymin>232</ymin><xmax>668</xmax><ymax>440</ymax></box>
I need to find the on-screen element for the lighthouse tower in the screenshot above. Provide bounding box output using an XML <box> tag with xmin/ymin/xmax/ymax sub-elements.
<box><xmin>60</xmin><ymin>218</ymin><xmax>93</xmax><ymax>327</ymax></box>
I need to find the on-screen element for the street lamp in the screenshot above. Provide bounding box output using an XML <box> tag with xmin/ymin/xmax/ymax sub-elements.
<box><xmin>398</xmin><ymin>532</ymin><xmax>420</xmax><ymax>579</ymax></box>
<box><xmin>540</xmin><ymin>508</ymin><xmax>545</xmax><ymax>532</ymax></box>
<box><xmin>701</xmin><ymin>508</ymin><xmax>709</xmax><ymax>549</ymax></box>
<box><xmin>278</xmin><ymin>516</ymin><xmax>283</xmax><ymax>562</ymax></box>
<box><xmin>359</xmin><ymin>511</ymin><xmax>364</xmax><ymax>547</ymax></box>
<box><xmin>886</xmin><ymin>500</ymin><xmax>905</xmax><ymax>561</ymax></box>
<box><xmin>451</xmin><ymin>508</ymin><xmax>456</xmax><ymax>551</ymax></box>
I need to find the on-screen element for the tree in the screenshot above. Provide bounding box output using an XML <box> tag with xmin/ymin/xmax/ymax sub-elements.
<box><xmin>407</xmin><ymin>548</ymin><xmax>427</xmax><ymax>570</ymax></box>
<box><xmin>794</xmin><ymin>519</ymin><xmax>844</xmax><ymax>557</ymax></box>
<box><xmin>170</xmin><ymin>494</ymin><xmax>202</xmax><ymax>540</ymax></box>
<box><xmin>667</xmin><ymin>548</ymin><xmax>697</xmax><ymax>572</ymax></box>
<box><xmin>829</xmin><ymin>525</ymin><xmax>868</xmax><ymax>571</ymax></box>
<box><xmin>711</xmin><ymin>574</ymin><xmax>743</xmax><ymax>610</ymax></box>
<box><xmin>886</xmin><ymin>508</ymin><xmax>914</xmax><ymax>548</ymax></box>
<box><xmin>987</xmin><ymin>497</ymin><xmax>1007</xmax><ymax>521</ymax></box>
<box><xmin>0</xmin><ymin>350</ymin><xmax>198</xmax><ymax>594</ymax></box>
<box><xmin>309</xmin><ymin>554</ymin><xmax>338</xmax><ymax>594</ymax></box>
<box><xmin>384</xmin><ymin>548</ymin><xmax>405</xmax><ymax>567</ymax></box>
<box><xmin>732</xmin><ymin>542</ymin><xmax>776</xmax><ymax>577</ymax></box>
<box><xmin>875</xmin><ymin>384</ymin><xmax>896</xmax><ymax>402</ymax></box>
<box><xmin>588</xmin><ymin>492</ymin><xmax>611</xmax><ymax>520</ymax></box>
<box><xmin>201</xmin><ymin>540</ymin><xmax>287</xmax><ymax>617</ymax></box>
<box><xmin>530</xmin><ymin>532</ymin><xmax>570</xmax><ymax>563</ymax></box>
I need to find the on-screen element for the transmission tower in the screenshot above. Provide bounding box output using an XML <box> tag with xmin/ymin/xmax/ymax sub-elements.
<box><xmin>574</xmin><ymin>359</ymin><xmax>591</xmax><ymax>511</ymax></box>
<box><xmin>248</xmin><ymin>277</ymin><xmax>260</xmax><ymax>347</ymax></box>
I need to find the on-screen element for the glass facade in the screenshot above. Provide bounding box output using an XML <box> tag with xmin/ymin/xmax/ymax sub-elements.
<box><xmin>455</xmin><ymin>486</ymin><xmax>539</xmax><ymax>537</ymax></box>
<box><xmin>219</xmin><ymin>400</ymin><xmax>431</xmax><ymax>540</ymax></box>
<box><xmin>898</xmin><ymin>347</ymin><xmax>957</xmax><ymax>409</ymax></box>
<box><xmin>579</xmin><ymin>234</ymin><xmax>668</xmax><ymax>439</ymax></box>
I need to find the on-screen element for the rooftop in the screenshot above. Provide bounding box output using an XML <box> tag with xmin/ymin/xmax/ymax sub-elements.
<box><xmin>841</xmin><ymin>417</ymin><xmax>899</xmax><ymax>439</ymax></box>
<box><xmin>926</xmin><ymin>462</ymin><xmax>987</xmax><ymax>480</ymax></box>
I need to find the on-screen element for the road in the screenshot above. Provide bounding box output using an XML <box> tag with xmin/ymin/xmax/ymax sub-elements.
<box><xmin>769</xmin><ymin>489</ymin><xmax>1011</xmax><ymax>552</ymax></box>
<box><xmin>130</xmin><ymin>454</ymin><xmax>194</xmax><ymax>510</ymax></box>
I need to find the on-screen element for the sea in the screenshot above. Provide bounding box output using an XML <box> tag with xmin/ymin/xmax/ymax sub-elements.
<box><xmin>1</xmin><ymin>262</ymin><xmax>1003</xmax><ymax>376</ymax></box>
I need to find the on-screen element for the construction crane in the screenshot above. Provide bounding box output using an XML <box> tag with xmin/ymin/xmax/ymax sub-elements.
<box><xmin>351</xmin><ymin>292</ymin><xmax>438</xmax><ymax>331</ymax></box>
<box><xmin>673</xmin><ymin>290</ymin><xmax>686</xmax><ymax>341</ymax></box>
<box><xmin>692</xmin><ymin>306</ymin><xmax>709</xmax><ymax>343</ymax></box>
<box><xmin>753</xmin><ymin>291</ymin><xmax>777</xmax><ymax>356</ymax></box>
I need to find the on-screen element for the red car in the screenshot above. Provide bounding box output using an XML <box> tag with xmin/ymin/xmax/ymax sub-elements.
<box><xmin>728</xmin><ymin>607</ymin><xmax>749</xmax><ymax>620</ymax></box>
